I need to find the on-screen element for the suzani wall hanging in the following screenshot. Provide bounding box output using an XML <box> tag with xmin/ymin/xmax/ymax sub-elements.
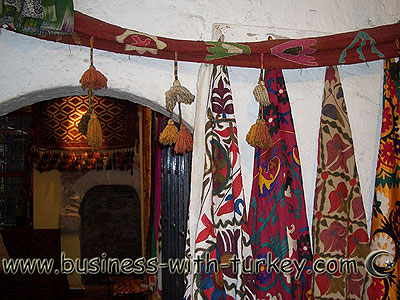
<box><xmin>31</xmin><ymin>95</ymin><xmax>138</xmax><ymax>172</ymax></box>
<box><xmin>368</xmin><ymin>59</ymin><xmax>400</xmax><ymax>299</ymax></box>
<box><xmin>184</xmin><ymin>65</ymin><xmax>255</xmax><ymax>300</ymax></box>
<box><xmin>247</xmin><ymin>69</ymin><xmax>313</xmax><ymax>299</ymax></box>
<box><xmin>312</xmin><ymin>66</ymin><xmax>370</xmax><ymax>299</ymax></box>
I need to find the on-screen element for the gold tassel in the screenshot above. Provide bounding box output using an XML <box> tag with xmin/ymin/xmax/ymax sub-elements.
<box><xmin>87</xmin><ymin>112</ymin><xmax>102</xmax><ymax>148</ymax></box>
<box><xmin>159</xmin><ymin>119</ymin><xmax>178</xmax><ymax>146</ymax></box>
<box><xmin>246</xmin><ymin>121</ymin><xmax>258</xmax><ymax>147</ymax></box>
<box><xmin>246</xmin><ymin>118</ymin><xmax>272</xmax><ymax>149</ymax></box>
<box><xmin>174</xmin><ymin>124</ymin><xmax>193</xmax><ymax>154</ymax></box>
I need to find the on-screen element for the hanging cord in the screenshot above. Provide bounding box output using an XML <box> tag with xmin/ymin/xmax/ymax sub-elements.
<box><xmin>174</xmin><ymin>51</ymin><xmax>178</xmax><ymax>81</ymax></box>
<box><xmin>174</xmin><ymin>52</ymin><xmax>183</xmax><ymax>125</ymax></box>
<box><xmin>258</xmin><ymin>53</ymin><xmax>264</xmax><ymax>85</ymax></box>
<box><xmin>90</xmin><ymin>37</ymin><xmax>94</xmax><ymax>67</ymax></box>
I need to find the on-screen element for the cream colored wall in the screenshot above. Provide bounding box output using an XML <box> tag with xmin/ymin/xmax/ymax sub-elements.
<box><xmin>33</xmin><ymin>169</ymin><xmax>61</xmax><ymax>229</ymax></box>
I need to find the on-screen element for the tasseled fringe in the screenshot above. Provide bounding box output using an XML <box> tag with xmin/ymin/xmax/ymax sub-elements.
<box><xmin>87</xmin><ymin>113</ymin><xmax>103</xmax><ymax>148</ymax></box>
<box><xmin>80</xmin><ymin>65</ymin><xmax>108</xmax><ymax>91</ymax></box>
<box><xmin>159</xmin><ymin>119</ymin><xmax>178</xmax><ymax>145</ymax></box>
<box><xmin>253</xmin><ymin>80</ymin><xmax>270</xmax><ymax>106</ymax></box>
<box><xmin>246</xmin><ymin>118</ymin><xmax>272</xmax><ymax>149</ymax></box>
<box><xmin>165</xmin><ymin>79</ymin><xmax>195</xmax><ymax>113</ymax></box>
<box><xmin>79</xmin><ymin>37</ymin><xmax>108</xmax><ymax>91</ymax></box>
<box><xmin>174</xmin><ymin>124</ymin><xmax>193</xmax><ymax>154</ymax></box>
<box><xmin>78</xmin><ymin>106</ymin><xmax>93</xmax><ymax>135</ymax></box>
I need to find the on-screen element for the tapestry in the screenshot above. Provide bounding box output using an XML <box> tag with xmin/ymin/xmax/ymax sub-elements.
<box><xmin>7</xmin><ymin>11</ymin><xmax>400</xmax><ymax>69</ymax></box>
<box><xmin>368</xmin><ymin>59</ymin><xmax>400</xmax><ymax>299</ymax></box>
<box><xmin>184</xmin><ymin>65</ymin><xmax>255</xmax><ymax>300</ymax></box>
<box><xmin>312</xmin><ymin>66</ymin><xmax>370</xmax><ymax>299</ymax></box>
<box><xmin>32</xmin><ymin>95</ymin><xmax>138</xmax><ymax>172</ymax></box>
<box><xmin>0</xmin><ymin>0</ymin><xmax>73</xmax><ymax>35</ymax></box>
<box><xmin>247</xmin><ymin>69</ymin><xmax>313</xmax><ymax>299</ymax></box>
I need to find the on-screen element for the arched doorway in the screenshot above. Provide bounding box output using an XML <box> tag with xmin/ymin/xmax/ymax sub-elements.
<box><xmin>79</xmin><ymin>184</ymin><xmax>141</xmax><ymax>285</ymax></box>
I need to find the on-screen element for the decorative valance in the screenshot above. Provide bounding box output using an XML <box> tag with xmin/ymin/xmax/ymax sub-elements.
<box><xmin>31</xmin><ymin>95</ymin><xmax>138</xmax><ymax>172</ymax></box>
<box><xmin>4</xmin><ymin>11</ymin><xmax>400</xmax><ymax>69</ymax></box>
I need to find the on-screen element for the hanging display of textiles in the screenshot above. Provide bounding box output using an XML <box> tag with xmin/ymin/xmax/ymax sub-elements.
<box><xmin>0</xmin><ymin>0</ymin><xmax>73</xmax><ymax>35</ymax></box>
<box><xmin>184</xmin><ymin>65</ymin><xmax>255</xmax><ymax>300</ymax></box>
<box><xmin>31</xmin><ymin>95</ymin><xmax>138</xmax><ymax>172</ymax></box>
<box><xmin>312</xmin><ymin>66</ymin><xmax>370</xmax><ymax>299</ymax></box>
<box><xmin>368</xmin><ymin>59</ymin><xmax>400</xmax><ymax>299</ymax></box>
<box><xmin>8</xmin><ymin>10</ymin><xmax>399</xmax><ymax>69</ymax></box>
<box><xmin>247</xmin><ymin>69</ymin><xmax>313</xmax><ymax>299</ymax></box>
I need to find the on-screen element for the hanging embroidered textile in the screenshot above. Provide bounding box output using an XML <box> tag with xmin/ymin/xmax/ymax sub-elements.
<box><xmin>32</xmin><ymin>95</ymin><xmax>138</xmax><ymax>172</ymax></box>
<box><xmin>184</xmin><ymin>65</ymin><xmax>255</xmax><ymax>300</ymax></box>
<box><xmin>139</xmin><ymin>105</ymin><xmax>152</xmax><ymax>256</ymax></box>
<box><xmin>7</xmin><ymin>11</ymin><xmax>399</xmax><ymax>69</ymax></box>
<box><xmin>247</xmin><ymin>69</ymin><xmax>313</xmax><ymax>299</ymax></box>
<box><xmin>312</xmin><ymin>66</ymin><xmax>370</xmax><ymax>298</ymax></box>
<box><xmin>368</xmin><ymin>59</ymin><xmax>400</xmax><ymax>299</ymax></box>
<box><xmin>0</xmin><ymin>0</ymin><xmax>73</xmax><ymax>35</ymax></box>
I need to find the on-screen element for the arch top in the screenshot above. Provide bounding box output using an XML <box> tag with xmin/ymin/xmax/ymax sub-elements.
<box><xmin>0</xmin><ymin>86</ymin><xmax>194</xmax><ymax>130</ymax></box>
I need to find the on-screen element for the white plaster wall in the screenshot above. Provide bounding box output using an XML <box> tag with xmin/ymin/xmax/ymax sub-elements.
<box><xmin>1</xmin><ymin>0</ymin><xmax>399</xmax><ymax>235</ymax></box>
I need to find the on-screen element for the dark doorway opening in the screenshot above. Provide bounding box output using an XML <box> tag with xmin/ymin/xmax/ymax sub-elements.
<box><xmin>79</xmin><ymin>184</ymin><xmax>141</xmax><ymax>285</ymax></box>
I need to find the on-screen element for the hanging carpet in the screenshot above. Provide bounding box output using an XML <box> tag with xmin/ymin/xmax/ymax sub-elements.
<box><xmin>311</xmin><ymin>66</ymin><xmax>370</xmax><ymax>299</ymax></box>
<box><xmin>184</xmin><ymin>65</ymin><xmax>255</xmax><ymax>300</ymax></box>
<box><xmin>247</xmin><ymin>69</ymin><xmax>313</xmax><ymax>299</ymax></box>
<box><xmin>368</xmin><ymin>59</ymin><xmax>400</xmax><ymax>299</ymax></box>
<box><xmin>32</xmin><ymin>95</ymin><xmax>138</xmax><ymax>172</ymax></box>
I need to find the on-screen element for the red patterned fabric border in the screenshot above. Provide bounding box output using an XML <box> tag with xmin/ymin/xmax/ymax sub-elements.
<box><xmin>5</xmin><ymin>11</ymin><xmax>400</xmax><ymax>69</ymax></box>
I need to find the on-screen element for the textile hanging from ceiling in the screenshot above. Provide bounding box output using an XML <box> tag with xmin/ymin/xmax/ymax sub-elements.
<box><xmin>4</xmin><ymin>11</ymin><xmax>400</xmax><ymax>69</ymax></box>
<box><xmin>32</xmin><ymin>95</ymin><xmax>137</xmax><ymax>172</ymax></box>
<box><xmin>247</xmin><ymin>69</ymin><xmax>313</xmax><ymax>299</ymax></box>
<box><xmin>368</xmin><ymin>59</ymin><xmax>400</xmax><ymax>299</ymax></box>
<box><xmin>139</xmin><ymin>105</ymin><xmax>152</xmax><ymax>256</ymax></box>
<box><xmin>312</xmin><ymin>66</ymin><xmax>370</xmax><ymax>299</ymax></box>
<box><xmin>184</xmin><ymin>65</ymin><xmax>255</xmax><ymax>299</ymax></box>
<box><xmin>0</xmin><ymin>0</ymin><xmax>73</xmax><ymax>35</ymax></box>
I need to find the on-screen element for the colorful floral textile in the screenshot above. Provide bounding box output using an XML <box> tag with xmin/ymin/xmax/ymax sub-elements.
<box><xmin>368</xmin><ymin>59</ymin><xmax>400</xmax><ymax>299</ymax></box>
<box><xmin>247</xmin><ymin>69</ymin><xmax>313</xmax><ymax>299</ymax></box>
<box><xmin>184</xmin><ymin>65</ymin><xmax>255</xmax><ymax>300</ymax></box>
<box><xmin>312</xmin><ymin>66</ymin><xmax>370</xmax><ymax>299</ymax></box>
<box><xmin>5</xmin><ymin>11</ymin><xmax>400</xmax><ymax>69</ymax></box>
<box><xmin>0</xmin><ymin>0</ymin><xmax>73</xmax><ymax>35</ymax></box>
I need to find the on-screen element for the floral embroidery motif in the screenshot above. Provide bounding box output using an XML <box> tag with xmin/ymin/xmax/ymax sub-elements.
<box><xmin>248</xmin><ymin>69</ymin><xmax>312</xmax><ymax>299</ymax></box>
<box><xmin>312</xmin><ymin>66</ymin><xmax>370</xmax><ymax>299</ymax></box>
<box><xmin>270</xmin><ymin>39</ymin><xmax>317</xmax><ymax>66</ymax></box>
<box><xmin>116</xmin><ymin>29</ymin><xmax>167</xmax><ymax>55</ymax></box>
<box><xmin>205</xmin><ymin>41</ymin><xmax>251</xmax><ymax>60</ymax></box>
<box><xmin>369</xmin><ymin>61</ymin><xmax>400</xmax><ymax>299</ymax></box>
<box><xmin>184</xmin><ymin>65</ymin><xmax>255</xmax><ymax>300</ymax></box>
<box><xmin>339</xmin><ymin>31</ymin><xmax>384</xmax><ymax>63</ymax></box>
